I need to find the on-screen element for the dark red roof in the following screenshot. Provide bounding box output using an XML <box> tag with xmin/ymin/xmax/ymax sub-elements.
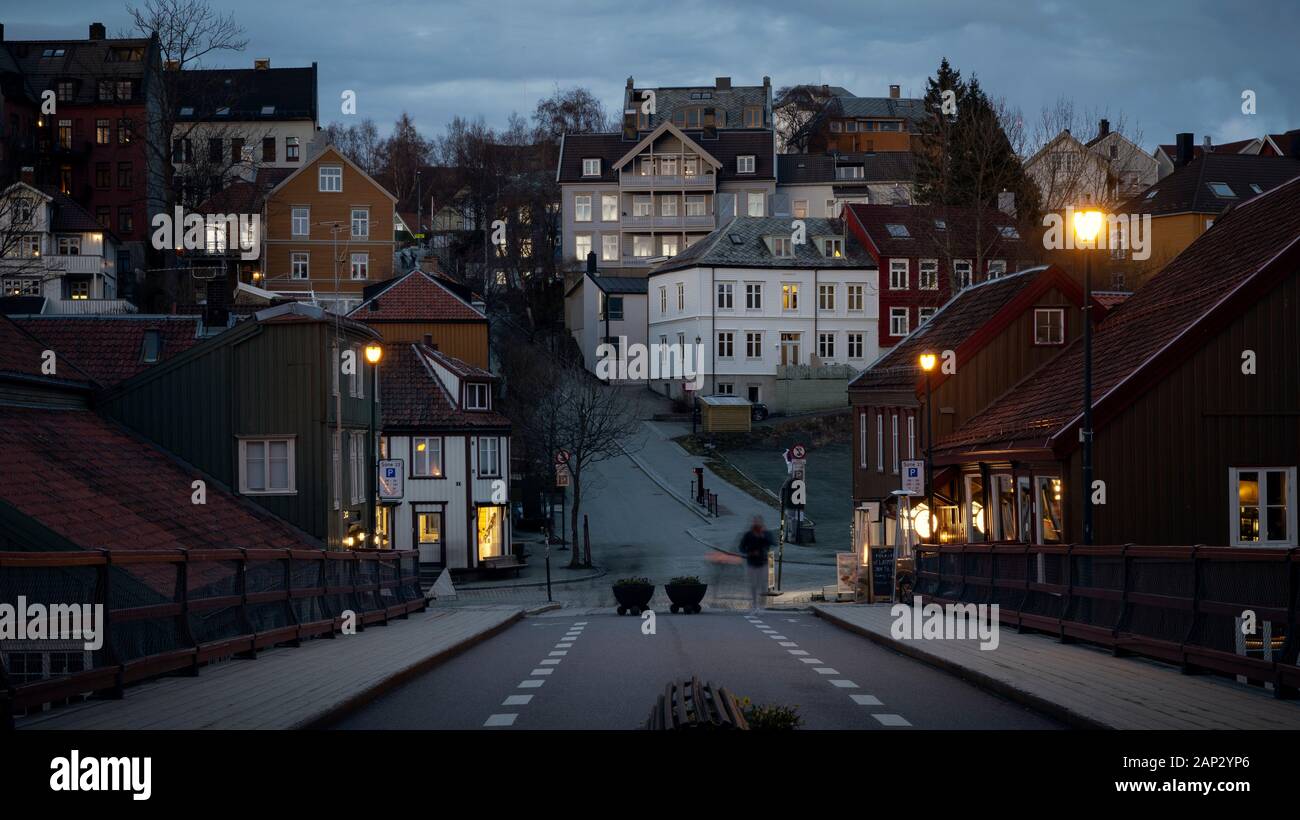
<box><xmin>845</xmin><ymin>203</ymin><xmax>1026</xmax><ymax>264</ymax></box>
<box><xmin>0</xmin><ymin>405</ymin><xmax>314</xmax><ymax>550</ymax></box>
<box><xmin>0</xmin><ymin>315</ymin><xmax>94</xmax><ymax>387</ymax></box>
<box><xmin>349</xmin><ymin>270</ymin><xmax>484</xmax><ymax>322</ymax></box>
<box><xmin>15</xmin><ymin>316</ymin><xmax>201</xmax><ymax>388</ymax></box>
<box><xmin>938</xmin><ymin>175</ymin><xmax>1300</xmax><ymax>456</ymax></box>
<box><xmin>380</xmin><ymin>343</ymin><xmax>510</xmax><ymax>431</ymax></box>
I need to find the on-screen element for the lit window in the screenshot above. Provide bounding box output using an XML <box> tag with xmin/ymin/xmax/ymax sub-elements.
<box><xmin>601</xmin><ymin>194</ymin><xmax>618</xmax><ymax>221</ymax></box>
<box><xmin>574</xmin><ymin>194</ymin><xmax>591</xmax><ymax>222</ymax></box>
<box><xmin>412</xmin><ymin>437</ymin><xmax>443</xmax><ymax>477</ymax></box>
<box><xmin>575</xmin><ymin>234</ymin><xmax>591</xmax><ymax>261</ymax></box>
<box><xmin>1231</xmin><ymin>468</ymin><xmax>1297</xmax><ymax>546</ymax></box>
<box><xmin>747</xmin><ymin>192</ymin><xmax>764</xmax><ymax>216</ymax></box>
<box><xmin>350</xmin><ymin>252</ymin><xmax>368</xmax><ymax>280</ymax></box>
<box><xmin>602</xmin><ymin>234</ymin><xmax>619</xmax><ymax>261</ymax></box>
<box><xmin>781</xmin><ymin>283</ymin><xmax>798</xmax><ymax>311</ymax></box>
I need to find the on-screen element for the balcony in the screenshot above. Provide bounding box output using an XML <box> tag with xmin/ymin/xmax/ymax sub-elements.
<box><xmin>622</xmin><ymin>214</ymin><xmax>716</xmax><ymax>231</ymax></box>
<box><xmin>44</xmin><ymin>254</ymin><xmax>110</xmax><ymax>274</ymax></box>
<box><xmin>45</xmin><ymin>298</ymin><xmax>137</xmax><ymax>315</ymax></box>
<box><xmin>620</xmin><ymin>173</ymin><xmax>715</xmax><ymax>190</ymax></box>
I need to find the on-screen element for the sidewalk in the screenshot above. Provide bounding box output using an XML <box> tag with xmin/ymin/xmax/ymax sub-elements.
<box><xmin>813</xmin><ymin>603</ymin><xmax>1300</xmax><ymax>730</ymax></box>
<box><xmin>18</xmin><ymin>606</ymin><xmax>524</xmax><ymax>730</ymax></box>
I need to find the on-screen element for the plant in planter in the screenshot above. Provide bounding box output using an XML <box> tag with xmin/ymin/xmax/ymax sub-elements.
<box><xmin>665</xmin><ymin>575</ymin><xmax>708</xmax><ymax>614</ymax></box>
<box><xmin>612</xmin><ymin>577</ymin><xmax>654</xmax><ymax>615</ymax></box>
<box><xmin>738</xmin><ymin>697</ymin><xmax>803</xmax><ymax>731</ymax></box>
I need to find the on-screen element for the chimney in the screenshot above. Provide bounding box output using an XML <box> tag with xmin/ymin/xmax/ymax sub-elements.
<box><xmin>889</xmin><ymin>84</ymin><xmax>901</xmax><ymax>99</ymax></box>
<box><xmin>998</xmin><ymin>190</ymin><xmax>1016</xmax><ymax>217</ymax></box>
<box><xmin>254</xmin><ymin>58</ymin><xmax>270</xmax><ymax>70</ymax></box>
<box><xmin>1097</xmin><ymin>118</ymin><xmax>1110</xmax><ymax>139</ymax></box>
<box><xmin>820</xmin><ymin>84</ymin><xmax>830</xmax><ymax>97</ymax></box>
<box><xmin>89</xmin><ymin>22</ymin><xmax>106</xmax><ymax>40</ymax></box>
<box><xmin>1175</xmin><ymin>133</ymin><xmax>1194</xmax><ymax>167</ymax></box>
<box><xmin>586</xmin><ymin>250</ymin><xmax>597</xmax><ymax>275</ymax></box>
<box><xmin>19</xmin><ymin>166</ymin><xmax>34</xmax><ymax>185</ymax></box>
<box><xmin>762</xmin><ymin>76</ymin><xmax>770</xmax><ymax>89</ymax></box>
<box><xmin>715</xmin><ymin>76</ymin><xmax>731</xmax><ymax>90</ymax></box>
<box><xmin>1203</xmin><ymin>135</ymin><xmax>1213</xmax><ymax>150</ymax></box>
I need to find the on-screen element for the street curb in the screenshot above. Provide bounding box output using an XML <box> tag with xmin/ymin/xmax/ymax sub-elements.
<box><xmin>302</xmin><ymin>608</ymin><xmax>525</xmax><ymax>729</ymax></box>
<box><xmin>455</xmin><ymin>566</ymin><xmax>608</xmax><ymax>592</ymax></box>
<box><xmin>524</xmin><ymin>602</ymin><xmax>563</xmax><ymax>615</ymax></box>
<box><xmin>619</xmin><ymin>442</ymin><xmax>715</xmax><ymax>523</ymax></box>
<box><xmin>811</xmin><ymin>605</ymin><xmax>1106</xmax><ymax>730</ymax></box>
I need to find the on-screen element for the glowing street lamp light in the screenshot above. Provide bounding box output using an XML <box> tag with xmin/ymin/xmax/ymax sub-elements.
<box><xmin>1073</xmin><ymin>205</ymin><xmax>1104</xmax><ymax>545</ymax></box>
<box><xmin>364</xmin><ymin>344</ymin><xmax>383</xmax><ymax>365</ymax></box>
<box><xmin>1072</xmin><ymin>209</ymin><xmax>1104</xmax><ymax>247</ymax></box>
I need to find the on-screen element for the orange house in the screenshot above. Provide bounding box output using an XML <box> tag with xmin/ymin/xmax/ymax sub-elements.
<box><xmin>262</xmin><ymin>145</ymin><xmax>397</xmax><ymax>313</ymax></box>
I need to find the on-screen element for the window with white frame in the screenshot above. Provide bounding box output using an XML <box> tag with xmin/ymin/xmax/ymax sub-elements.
<box><xmin>1034</xmin><ymin>308</ymin><xmax>1065</xmax><ymax>345</ymax></box>
<box><xmin>661</xmin><ymin>236</ymin><xmax>679</xmax><ymax>257</ymax></box>
<box><xmin>847</xmin><ymin>284</ymin><xmax>864</xmax><ymax>311</ymax></box>
<box><xmin>745</xmin><ymin>331</ymin><xmax>762</xmax><ymax>358</ymax></box>
<box><xmin>601</xmin><ymin>194</ymin><xmax>618</xmax><ymax>221</ymax></box>
<box><xmin>745</xmin><ymin>282</ymin><xmax>761</xmax><ymax>310</ymax></box>
<box><xmin>859</xmin><ymin>411</ymin><xmax>868</xmax><ymax>468</ymax></box>
<box><xmin>292</xmin><ymin>207</ymin><xmax>309</xmax><ymax>236</ymax></box>
<box><xmin>331</xmin><ymin>344</ymin><xmax>339</xmax><ymax>396</ymax></box>
<box><xmin>716</xmin><ymin>382</ymin><xmax>734</xmax><ymax>395</ymax></box>
<box><xmin>332</xmin><ymin>433</ymin><xmax>341</xmax><ymax>509</ymax></box>
<box><xmin>818</xmin><ymin>332</ymin><xmax>835</xmax><ymax>359</ymax></box>
<box><xmin>919</xmin><ymin>258</ymin><xmax>938</xmax><ymax>290</ymax></box>
<box><xmin>349</xmin><ymin>431</ymin><xmax>366</xmax><ymax>504</ymax></box>
<box><xmin>582</xmin><ymin>158</ymin><xmax>601</xmax><ymax>177</ymax></box>
<box><xmin>575</xmin><ymin>234</ymin><xmax>591</xmax><ymax>261</ymax></box>
<box><xmin>818</xmin><ymin>283</ymin><xmax>835</xmax><ymax>311</ymax></box>
<box><xmin>465</xmin><ymin>382</ymin><xmax>489</xmax><ymax>410</ymax></box>
<box><xmin>351</xmin><ymin>208</ymin><xmax>369</xmax><ymax>238</ymax></box>
<box><xmin>661</xmin><ymin>196</ymin><xmax>678</xmax><ymax>217</ymax></box>
<box><xmin>1231</xmin><ymin>468</ymin><xmax>1297</xmax><ymax>546</ymax></box>
<box><xmin>747</xmin><ymin>192</ymin><xmax>764</xmax><ymax>216</ymax></box>
<box><xmin>717</xmin><ymin>331</ymin><xmax>734</xmax><ymax>359</ymax></box>
<box><xmin>575</xmin><ymin>194</ymin><xmax>592</xmax><ymax>222</ymax></box>
<box><xmin>291</xmin><ymin>252</ymin><xmax>309</xmax><ymax>279</ymax></box>
<box><xmin>889</xmin><ymin>307</ymin><xmax>909</xmax><ymax>337</ymax></box>
<box><xmin>350</xmin><ymin>252</ymin><xmax>369</xmax><ymax>280</ymax></box>
<box><xmin>876</xmin><ymin>412</ymin><xmax>884</xmax><ymax>472</ymax></box>
<box><xmin>737</xmin><ymin>155</ymin><xmax>755</xmax><ymax>174</ymax></box>
<box><xmin>847</xmin><ymin>332</ymin><xmax>864</xmax><ymax>359</ymax></box>
<box><xmin>717</xmin><ymin>281</ymin><xmax>734</xmax><ymax>309</ymax></box>
<box><xmin>659</xmin><ymin>286</ymin><xmax>667</xmax><ymax>314</ymax></box>
<box><xmin>318</xmin><ymin>165</ymin><xmax>342</xmax><ymax>192</ymax></box>
<box><xmin>631</xmin><ymin>195</ymin><xmax>652</xmax><ymax>217</ymax></box>
<box><xmin>955</xmin><ymin>259</ymin><xmax>973</xmax><ymax>288</ymax></box>
<box><xmin>891</xmin><ymin>413</ymin><xmax>899</xmax><ymax>474</ymax></box>
<box><xmin>781</xmin><ymin>283</ymin><xmax>798</xmax><ymax>311</ymax></box>
<box><xmin>686</xmin><ymin>195</ymin><xmax>706</xmax><ymax>217</ymax></box>
<box><xmin>907</xmin><ymin>414</ymin><xmax>916</xmax><ymax>459</ymax></box>
<box><xmin>823</xmin><ymin>237</ymin><xmax>843</xmax><ymax>258</ymax></box>
<box><xmin>889</xmin><ymin>259</ymin><xmax>909</xmax><ymax>290</ymax></box>
<box><xmin>602</xmin><ymin>234</ymin><xmax>619</xmax><ymax>261</ymax></box>
<box><xmin>239</xmin><ymin>437</ymin><xmax>295</xmax><ymax>494</ymax></box>
<box><xmin>771</xmin><ymin>236</ymin><xmax>792</xmax><ymax>257</ymax></box>
<box><xmin>676</xmin><ymin>283</ymin><xmax>685</xmax><ymax>310</ymax></box>
<box><xmin>988</xmin><ymin>259</ymin><xmax>1007</xmax><ymax>277</ymax></box>
<box><xmin>478</xmin><ymin>437</ymin><xmax>501</xmax><ymax>477</ymax></box>
<box><xmin>412</xmin><ymin>437</ymin><xmax>443</xmax><ymax>477</ymax></box>
<box><xmin>349</xmin><ymin>345</ymin><xmax>365</xmax><ymax>398</ymax></box>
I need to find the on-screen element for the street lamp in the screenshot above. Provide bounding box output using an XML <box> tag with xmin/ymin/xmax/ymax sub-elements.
<box><xmin>1073</xmin><ymin>207</ymin><xmax>1103</xmax><ymax>545</ymax></box>
<box><xmin>919</xmin><ymin>352</ymin><xmax>937</xmax><ymax>545</ymax></box>
<box><xmin>364</xmin><ymin>343</ymin><xmax>383</xmax><ymax>549</ymax></box>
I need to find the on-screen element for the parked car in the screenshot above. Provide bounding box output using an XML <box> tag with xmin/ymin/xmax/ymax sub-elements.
<box><xmin>750</xmin><ymin>402</ymin><xmax>769</xmax><ymax>422</ymax></box>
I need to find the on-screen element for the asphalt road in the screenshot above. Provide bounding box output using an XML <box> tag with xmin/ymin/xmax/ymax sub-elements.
<box><xmin>332</xmin><ymin>609</ymin><xmax>1063</xmax><ymax>730</ymax></box>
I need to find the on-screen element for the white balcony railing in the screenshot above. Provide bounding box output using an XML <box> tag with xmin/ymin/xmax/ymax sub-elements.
<box><xmin>620</xmin><ymin>173</ymin><xmax>715</xmax><ymax>189</ymax></box>
<box><xmin>622</xmin><ymin>214</ymin><xmax>716</xmax><ymax>230</ymax></box>
<box><xmin>44</xmin><ymin>299</ymin><xmax>138</xmax><ymax>315</ymax></box>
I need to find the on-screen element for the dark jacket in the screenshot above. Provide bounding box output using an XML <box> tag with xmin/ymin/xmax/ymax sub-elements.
<box><xmin>740</xmin><ymin>529</ymin><xmax>773</xmax><ymax>567</ymax></box>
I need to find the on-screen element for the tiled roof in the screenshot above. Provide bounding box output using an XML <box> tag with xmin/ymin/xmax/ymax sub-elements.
<box><xmin>846</xmin><ymin>203</ymin><xmax>1026</xmax><ymax>262</ymax></box>
<box><xmin>0</xmin><ymin>315</ymin><xmax>93</xmax><ymax>387</ymax></box>
<box><xmin>380</xmin><ymin>343</ymin><xmax>509</xmax><ymax>431</ymax></box>
<box><xmin>348</xmin><ymin>270</ymin><xmax>485</xmax><ymax>322</ymax></box>
<box><xmin>850</xmin><ymin>268</ymin><xmax>1049</xmax><ymax>391</ymax></box>
<box><xmin>628</xmin><ymin>81</ymin><xmax>769</xmax><ymax>132</ymax></box>
<box><xmin>939</xmin><ymin>175</ymin><xmax>1300</xmax><ymax>455</ymax></box>
<box><xmin>832</xmin><ymin>93</ymin><xmax>927</xmax><ymax>125</ymax></box>
<box><xmin>558</xmin><ymin>129</ymin><xmax>775</xmax><ymax>183</ymax></box>
<box><xmin>173</xmin><ymin>65</ymin><xmax>316</xmax><ymax>122</ymax></box>
<box><xmin>1092</xmin><ymin>291</ymin><xmax>1132</xmax><ymax>308</ymax></box>
<box><xmin>2</xmin><ymin>35</ymin><xmax>155</xmax><ymax>105</ymax></box>
<box><xmin>650</xmin><ymin>216</ymin><xmax>874</xmax><ymax>275</ymax></box>
<box><xmin>15</xmin><ymin>316</ymin><xmax>202</xmax><ymax>388</ymax></box>
<box><xmin>0</xmin><ymin>404</ymin><xmax>314</xmax><ymax>550</ymax></box>
<box><xmin>590</xmin><ymin>275</ymin><xmax>648</xmax><ymax>295</ymax></box>
<box><xmin>1129</xmin><ymin>153</ymin><xmax>1300</xmax><ymax>216</ymax></box>
<box><xmin>778</xmin><ymin>152</ymin><xmax>915</xmax><ymax>186</ymax></box>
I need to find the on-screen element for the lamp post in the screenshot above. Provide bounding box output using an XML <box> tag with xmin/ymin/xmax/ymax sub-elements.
<box><xmin>364</xmin><ymin>343</ymin><xmax>384</xmax><ymax>547</ymax></box>
<box><xmin>1072</xmin><ymin>208</ymin><xmax>1103</xmax><ymax>546</ymax></box>
<box><xmin>919</xmin><ymin>352</ymin><xmax>937</xmax><ymax>544</ymax></box>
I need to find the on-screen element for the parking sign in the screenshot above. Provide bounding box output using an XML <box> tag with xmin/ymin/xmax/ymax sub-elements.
<box><xmin>901</xmin><ymin>459</ymin><xmax>925</xmax><ymax>496</ymax></box>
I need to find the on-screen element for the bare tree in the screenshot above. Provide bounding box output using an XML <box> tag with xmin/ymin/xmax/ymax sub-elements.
<box><xmin>1025</xmin><ymin>98</ymin><xmax>1147</xmax><ymax>212</ymax></box>
<box><xmin>773</xmin><ymin>84</ymin><xmax>843</xmax><ymax>154</ymax></box>
<box><xmin>0</xmin><ymin>185</ymin><xmax>50</xmax><ymax>296</ymax></box>
<box><xmin>321</xmin><ymin>118</ymin><xmax>384</xmax><ymax>176</ymax></box>
<box><xmin>531</xmin><ymin>85</ymin><xmax>613</xmax><ymax>144</ymax></box>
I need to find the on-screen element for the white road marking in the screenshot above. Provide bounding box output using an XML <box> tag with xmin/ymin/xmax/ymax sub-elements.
<box><xmin>548</xmin><ymin>651</ymin><xmax>568</xmax><ymax>656</ymax></box>
<box><xmin>799</xmin><ymin>658</ymin><xmax>824</xmax><ymax>664</ymax></box>
<box><xmin>873</xmin><ymin>714</ymin><xmax>912</xmax><ymax>727</ymax></box>
<box><xmin>788</xmin><ymin>650</ymin><xmax>809</xmax><ymax>656</ymax></box>
<box><xmin>518</xmin><ymin>679</ymin><xmax>545</xmax><ymax>689</ymax></box>
<box><xmin>778</xmin><ymin>641</ymin><xmax>798</xmax><ymax>647</ymax></box>
<box><xmin>829</xmin><ymin>680</ymin><xmax>858</xmax><ymax>688</ymax></box>
<box><xmin>556</xmin><ymin>643</ymin><xmax>573</xmax><ymax>648</ymax></box>
<box><xmin>769</xmin><ymin>635</ymin><xmax>788</xmax><ymax>640</ymax></box>
<box><xmin>531</xmin><ymin>668</ymin><xmax>553</xmax><ymax>675</ymax></box>
<box><xmin>484</xmin><ymin>714</ymin><xmax>517</xmax><ymax>727</ymax></box>
<box><xmin>540</xmin><ymin>659</ymin><xmax>561</xmax><ymax>665</ymax></box>
<box><xmin>850</xmin><ymin>695</ymin><xmax>883</xmax><ymax>706</ymax></box>
<box><xmin>503</xmin><ymin>695</ymin><xmax>533</xmax><ymax>706</ymax></box>
<box><xmin>813</xmin><ymin>668</ymin><xmax>839</xmax><ymax>675</ymax></box>
<box><xmin>574</xmin><ymin>621</ymin><xmax>588</xmax><ymax>625</ymax></box>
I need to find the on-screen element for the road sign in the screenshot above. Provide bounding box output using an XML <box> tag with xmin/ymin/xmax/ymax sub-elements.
<box><xmin>791</xmin><ymin>443</ymin><xmax>807</xmax><ymax>460</ymax></box>
<box><xmin>378</xmin><ymin>459</ymin><xmax>404</xmax><ymax>500</ymax></box>
<box><xmin>555</xmin><ymin>449</ymin><xmax>571</xmax><ymax>466</ymax></box>
<box><xmin>901</xmin><ymin>459</ymin><xmax>925</xmax><ymax>496</ymax></box>
<box><xmin>555</xmin><ymin>463</ymin><xmax>570</xmax><ymax>487</ymax></box>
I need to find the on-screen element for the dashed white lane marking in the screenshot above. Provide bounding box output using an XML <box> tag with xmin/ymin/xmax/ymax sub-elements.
<box><xmin>574</xmin><ymin>621</ymin><xmax>588</xmax><ymax>625</ymax></box>
<box><xmin>556</xmin><ymin>643</ymin><xmax>573</xmax><ymax>648</ymax></box>
<box><xmin>813</xmin><ymin>668</ymin><xmax>840</xmax><ymax>675</ymax></box>
<box><xmin>799</xmin><ymin>658</ymin><xmax>824</xmax><ymax>664</ymax></box>
<box><xmin>531</xmin><ymin>668</ymin><xmax>553</xmax><ymax>675</ymax></box>
<box><xmin>768</xmin><ymin>635</ymin><xmax>788</xmax><ymax>640</ymax></box>
<box><xmin>539</xmin><ymin>658</ymin><xmax>561</xmax><ymax>665</ymax></box>
<box><xmin>484</xmin><ymin>714</ymin><xmax>517</xmax><ymax>727</ymax></box>
<box><xmin>873</xmin><ymin>714</ymin><xmax>912</xmax><ymax>727</ymax></box>
<box><xmin>778</xmin><ymin>641</ymin><xmax>799</xmax><ymax>647</ymax></box>
<box><xmin>548</xmin><ymin>650</ymin><xmax>568</xmax><ymax>656</ymax></box>
<box><xmin>503</xmin><ymin>695</ymin><xmax>533</xmax><ymax>706</ymax></box>
<box><xmin>518</xmin><ymin>679</ymin><xmax>545</xmax><ymax>689</ymax></box>
<box><xmin>850</xmin><ymin>694</ymin><xmax>883</xmax><ymax>706</ymax></box>
<box><xmin>787</xmin><ymin>649</ymin><xmax>809</xmax><ymax>656</ymax></box>
<box><xmin>829</xmin><ymin>680</ymin><xmax>858</xmax><ymax>688</ymax></box>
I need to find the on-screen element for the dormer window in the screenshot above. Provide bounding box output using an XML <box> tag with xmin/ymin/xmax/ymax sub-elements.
<box><xmin>582</xmin><ymin>158</ymin><xmax>601</xmax><ymax>177</ymax></box>
<box><xmin>770</xmin><ymin>236</ymin><xmax>793</xmax><ymax>257</ymax></box>
<box><xmin>465</xmin><ymin>382</ymin><xmax>490</xmax><ymax>411</ymax></box>
<box><xmin>822</xmin><ymin>238</ymin><xmax>844</xmax><ymax>258</ymax></box>
<box><xmin>141</xmin><ymin>329</ymin><xmax>162</xmax><ymax>363</ymax></box>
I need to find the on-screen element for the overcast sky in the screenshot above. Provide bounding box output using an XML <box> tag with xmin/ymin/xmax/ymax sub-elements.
<box><xmin>9</xmin><ymin>0</ymin><xmax>1298</xmax><ymax>150</ymax></box>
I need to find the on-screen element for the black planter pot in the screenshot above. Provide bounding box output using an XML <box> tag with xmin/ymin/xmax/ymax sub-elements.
<box><xmin>664</xmin><ymin>583</ymin><xmax>707</xmax><ymax>614</ymax></box>
<box><xmin>613</xmin><ymin>583</ymin><xmax>655</xmax><ymax>615</ymax></box>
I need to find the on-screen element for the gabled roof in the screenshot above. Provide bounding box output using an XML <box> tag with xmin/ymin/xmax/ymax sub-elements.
<box><xmin>1125</xmin><ymin>153</ymin><xmax>1300</xmax><ymax>216</ymax></box>
<box><xmin>938</xmin><ymin>175</ymin><xmax>1300</xmax><ymax>457</ymax></box>
<box><xmin>253</xmin><ymin>301</ymin><xmax>381</xmax><ymax>338</ymax></box>
<box><xmin>778</xmin><ymin>152</ymin><xmax>915</xmax><ymax>185</ymax></box>
<box><xmin>557</xmin><ymin>129</ymin><xmax>775</xmax><ymax>183</ymax></box>
<box><xmin>650</xmin><ymin>216</ymin><xmax>874</xmax><ymax>276</ymax></box>
<box><xmin>263</xmin><ymin>144</ymin><xmax>397</xmax><ymax>203</ymax></box>
<box><xmin>850</xmin><ymin>266</ymin><xmax>1078</xmax><ymax>392</ymax></box>
<box><xmin>1</xmin><ymin>34</ymin><xmax>157</xmax><ymax>105</ymax></box>
<box><xmin>172</xmin><ymin>64</ymin><xmax>317</xmax><ymax>122</ymax></box>
<box><xmin>845</xmin><ymin>203</ymin><xmax>1025</xmax><ymax>263</ymax></box>
<box><xmin>2</xmin><ymin>182</ymin><xmax>116</xmax><ymax>239</ymax></box>
<box><xmin>590</xmin><ymin>275</ymin><xmax>649</xmax><ymax>295</ymax></box>
<box><xmin>347</xmin><ymin>269</ymin><xmax>485</xmax><ymax>322</ymax></box>
<box><xmin>14</xmin><ymin>315</ymin><xmax>202</xmax><ymax>389</ymax></box>
<box><xmin>0</xmin><ymin>404</ymin><xmax>315</xmax><ymax>550</ymax></box>
<box><xmin>612</xmin><ymin>121</ymin><xmax>723</xmax><ymax>171</ymax></box>
<box><xmin>379</xmin><ymin>342</ymin><xmax>509</xmax><ymax>432</ymax></box>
